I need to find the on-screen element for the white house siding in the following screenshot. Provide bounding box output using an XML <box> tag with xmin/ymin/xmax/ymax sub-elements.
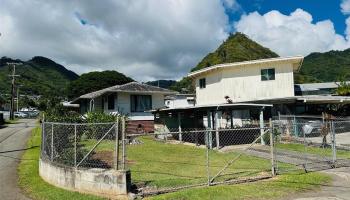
<box><xmin>195</xmin><ymin>62</ymin><xmax>295</xmax><ymax>105</ymax></box>
<box><xmin>102</xmin><ymin>92</ymin><xmax>165</xmax><ymax>121</ymax></box>
<box><xmin>165</xmin><ymin>96</ymin><xmax>195</xmax><ymax>109</ymax></box>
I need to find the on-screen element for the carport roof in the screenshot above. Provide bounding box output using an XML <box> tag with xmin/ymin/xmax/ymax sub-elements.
<box><xmin>152</xmin><ymin>103</ymin><xmax>272</xmax><ymax>113</ymax></box>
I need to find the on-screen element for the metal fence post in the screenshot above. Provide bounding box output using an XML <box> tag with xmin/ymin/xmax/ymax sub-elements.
<box><xmin>303</xmin><ymin>121</ymin><xmax>308</xmax><ymax>173</ymax></box>
<box><xmin>331</xmin><ymin>120</ymin><xmax>337</xmax><ymax>164</ymax></box>
<box><xmin>115</xmin><ymin>117</ymin><xmax>120</xmax><ymax>170</ymax></box>
<box><xmin>122</xmin><ymin>117</ymin><xmax>126</xmax><ymax>170</ymax></box>
<box><xmin>74</xmin><ymin>124</ymin><xmax>77</xmax><ymax>168</ymax></box>
<box><xmin>206</xmin><ymin>128</ymin><xmax>210</xmax><ymax>186</ymax></box>
<box><xmin>51</xmin><ymin>123</ymin><xmax>54</xmax><ymax>162</ymax></box>
<box><xmin>41</xmin><ymin>119</ymin><xmax>45</xmax><ymax>156</ymax></box>
<box><xmin>293</xmin><ymin>115</ymin><xmax>297</xmax><ymax>136</ymax></box>
<box><xmin>269</xmin><ymin>119</ymin><xmax>276</xmax><ymax>176</ymax></box>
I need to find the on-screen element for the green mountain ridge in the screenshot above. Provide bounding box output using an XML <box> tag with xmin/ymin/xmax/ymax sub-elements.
<box><xmin>189</xmin><ymin>32</ymin><xmax>350</xmax><ymax>87</ymax></box>
<box><xmin>296</xmin><ymin>49</ymin><xmax>350</xmax><ymax>83</ymax></box>
<box><xmin>191</xmin><ymin>32</ymin><xmax>279</xmax><ymax>72</ymax></box>
<box><xmin>67</xmin><ymin>70</ymin><xmax>134</xmax><ymax>99</ymax></box>
<box><xmin>0</xmin><ymin>56</ymin><xmax>79</xmax><ymax>95</ymax></box>
<box><xmin>172</xmin><ymin>32</ymin><xmax>281</xmax><ymax>93</ymax></box>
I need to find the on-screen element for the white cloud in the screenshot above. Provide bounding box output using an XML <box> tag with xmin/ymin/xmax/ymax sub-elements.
<box><xmin>234</xmin><ymin>9</ymin><xmax>350</xmax><ymax>56</ymax></box>
<box><xmin>0</xmin><ymin>0</ymin><xmax>234</xmax><ymax>81</ymax></box>
<box><xmin>341</xmin><ymin>0</ymin><xmax>350</xmax><ymax>14</ymax></box>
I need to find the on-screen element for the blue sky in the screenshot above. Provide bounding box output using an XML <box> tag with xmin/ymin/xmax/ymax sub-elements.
<box><xmin>230</xmin><ymin>0</ymin><xmax>346</xmax><ymax>35</ymax></box>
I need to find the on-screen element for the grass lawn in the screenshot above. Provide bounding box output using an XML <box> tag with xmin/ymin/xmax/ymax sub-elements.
<box><xmin>5</xmin><ymin>118</ymin><xmax>19</xmax><ymax>124</ymax></box>
<box><xmin>18</xmin><ymin>127</ymin><xmax>106</xmax><ymax>200</ymax></box>
<box><xmin>148</xmin><ymin>171</ymin><xmax>331</xmax><ymax>200</ymax></box>
<box><xmin>84</xmin><ymin>136</ymin><xmax>286</xmax><ymax>188</ymax></box>
<box><xmin>19</xmin><ymin>128</ymin><xmax>332</xmax><ymax>200</ymax></box>
<box><xmin>276</xmin><ymin>143</ymin><xmax>350</xmax><ymax>159</ymax></box>
<box><xmin>128</xmin><ymin>137</ymin><xmax>280</xmax><ymax>188</ymax></box>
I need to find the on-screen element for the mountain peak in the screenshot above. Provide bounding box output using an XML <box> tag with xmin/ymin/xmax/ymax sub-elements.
<box><xmin>191</xmin><ymin>32</ymin><xmax>279</xmax><ymax>72</ymax></box>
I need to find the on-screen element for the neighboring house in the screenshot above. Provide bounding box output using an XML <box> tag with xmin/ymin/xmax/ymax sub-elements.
<box><xmin>189</xmin><ymin>56</ymin><xmax>303</xmax><ymax>105</ymax></box>
<box><xmin>71</xmin><ymin>82</ymin><xmax>176</xmax><ymax>133</ymax></box>
<box><xmin>154</xmin><ymin>56</ymin><xmax>350</xmax><ymax>132</ymax></box>
<box><xmin>165</xmin><ymin>94</ymin><xmax>195</xmax><ymax>109</ymax></box>
<box><xmin>294</xmin><ymin>82</ymin><xmax>350</xmax><ymax>96</ymax></box>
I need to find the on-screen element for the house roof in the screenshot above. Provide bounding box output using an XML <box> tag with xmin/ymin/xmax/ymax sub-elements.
<box><xmin>295</xmin><ymin>82</ymin><xmax>350</xmax><ymax>92</ymax></box>
<box><xmin>187</xmin><ymin>56</ymin><xmax>304</xmax><ymax>78</ymax></box>
<box><xmin>72</xmin><ymin>82</ymin><xmax>177</xmax><ymax>102</ymax></box>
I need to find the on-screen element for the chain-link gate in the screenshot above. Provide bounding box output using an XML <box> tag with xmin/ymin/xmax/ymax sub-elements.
<box><xmin>273</xmin><ymin>115</ymin><xmax>350</xmax><ymax>173</ymax></box>
<box><xmin>127</xmin><ymin>125</ymin><xmax>276</xmax><ymax>196</ymax></box>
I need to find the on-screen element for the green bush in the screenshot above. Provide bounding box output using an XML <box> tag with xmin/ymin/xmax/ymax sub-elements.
<box><xmin>85</xmin><ymin>112</ymin><xmax>117</xmax><ymax>123</ymax></box>
<box><xmin>43</xmin><ymin>103</ymin><xmax>84</xmax><ymax>123</ymax></box>
<box><xmin>84</xmin><ymin>112</ymin><xmax>123</xmax><ymax>139</ymax></box>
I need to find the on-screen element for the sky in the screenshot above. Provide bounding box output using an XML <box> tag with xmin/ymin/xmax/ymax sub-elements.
<box><xmin>1</xmin><ymin>0</ymin><xmax>350</xmax><ymax>81</ymax></box>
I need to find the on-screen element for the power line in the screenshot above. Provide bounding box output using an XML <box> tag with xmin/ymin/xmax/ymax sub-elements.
<box><xmin>7</xmin><ymin>62</ymin><xmax>21</xmax><ymax>120</ymax></box>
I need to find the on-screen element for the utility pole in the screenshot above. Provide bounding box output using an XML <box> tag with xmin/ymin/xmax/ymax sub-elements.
<box><xmin>7</xmin><ymin>63</ymin><xmax>21</xmax><ymax>120</ymax></box>
<box><xmin>16</xmin><ymin>86</ymin><xmax>20</xmax><ymax>112</ymax></box>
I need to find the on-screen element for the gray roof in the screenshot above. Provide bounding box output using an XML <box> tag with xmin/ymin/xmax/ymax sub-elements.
<box><xmin>74</xmin><ymin>82</ymin><xmax>177</xmax><ymax>101</ymax></box>
<box><xmin>295</xmin><ymin>82</ymin><xmax>350</xmax><ymax>92</ymax></box>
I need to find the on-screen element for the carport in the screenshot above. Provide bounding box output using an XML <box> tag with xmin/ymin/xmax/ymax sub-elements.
<box><xmin>152</xmin><ymin>103</ymin><xmax>272</xmax><ymax>147</ymax></box>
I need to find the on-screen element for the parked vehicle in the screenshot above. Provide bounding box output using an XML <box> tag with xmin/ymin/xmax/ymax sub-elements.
<box><xmin>14</xmin><ymin>112</ymin><xmax>29</xmax><ymax>118</ymax></box>
<box><xmin>302</xmin><ymin>120</ymin><xmax>322</xmax><ymax>136</ymax></box>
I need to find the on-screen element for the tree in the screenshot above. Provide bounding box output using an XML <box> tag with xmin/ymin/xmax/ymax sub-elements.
<box><xmin>336</xmin><ymin>75</ymin><xmax>350</xmax><ymax>96</ymax></box>
<box><xmin>169</xmin><ymin>77</ymin><xmax>194</xmax><ymax>93</ymax></box>
<box><xmin>66</xmin><ymin>70</ymin><xmax>133</xmax><ymax>99</ymax></box>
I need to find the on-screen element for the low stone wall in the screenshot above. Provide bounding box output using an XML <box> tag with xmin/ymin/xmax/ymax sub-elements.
<box><xmin>39</xmin><ymin>158</ymin><xmax>130</xmax><ymax>198</ymax></box>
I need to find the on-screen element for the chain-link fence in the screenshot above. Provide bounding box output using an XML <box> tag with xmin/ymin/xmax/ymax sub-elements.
<box><xmin>272</xmin><ymin>115</ymin><xmax>350</xmax><ymax>173</ymax></box>
<box><xmin>126</xmin><ymin>125</ymin><xmax>275</xmax><ymax>196</ymax></box>
<box><xmin>41</xmin><ymin>119</ymin><xmax>127</xmax><ymax>170</ymax></box>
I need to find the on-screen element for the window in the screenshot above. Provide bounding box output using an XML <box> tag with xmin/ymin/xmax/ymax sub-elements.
<box><xmin>199</xmin><ymin>78</ymin><xmax>206</xmax><ymax>89</ymax></box>
<box><xmin>130</xmin><ymin>95</ymin><xmax>152</xmax><ymax>112</ymax></box>
<box><xmin>108</xmin><ymin>94</ymin><xmax>115</xmax><ymax>110</ymax></box>
<box><xmin>261</xmin><ymin>68</ymin><xmax>275</xmax><ymax>81</ymax></box>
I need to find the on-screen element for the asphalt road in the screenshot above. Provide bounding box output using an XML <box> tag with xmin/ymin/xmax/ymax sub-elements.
<box><xmin>0</xmin><ymin>119</ymin><xmax>36</xmax><ymax>200</ymax></box>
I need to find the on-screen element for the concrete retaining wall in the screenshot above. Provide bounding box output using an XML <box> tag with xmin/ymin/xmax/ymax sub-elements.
<box><xmin>39</xmin><ymin>158</ymin><xmax>130</xmax><ymax>198</ymax></box>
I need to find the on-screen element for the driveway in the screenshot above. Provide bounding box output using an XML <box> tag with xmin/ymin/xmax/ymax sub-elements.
<box><xmin>0</xmin><ymin>119</ymin><xmax>37</xmax><ymax>200</ymax></box>
<box><xmin>288</xmin><ymin>167</ymin><xmax>350</xmax><ymax>200</ymax></box>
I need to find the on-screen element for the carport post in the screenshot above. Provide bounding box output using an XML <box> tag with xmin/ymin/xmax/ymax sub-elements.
<box><xmin>178</xmin><ymin>112</ymin><xmax>182</xmax><ymax>142</ymax></box>
<box><xmin>331</xmin><ymin>120</ymin><xmax>337</xmax><ymax>164</ymax></box>
<box><xmin>260</xmin><ymin>108</ymin><xmax>265</xmax><ymax>145</ymax></box>
<box><xmin>269</xmin><ymin>119</ymin><xmax>276</xmax><ymax>176</ymax></box>
<box><xmin>215</xmin><ymin>111</ymin><xmax>220</xmax><ymax>149</ymax></box>
<box><xmin>206</xmin><ymin>111</ymin><xmax>212</xmax><ymax>149</ymax></box>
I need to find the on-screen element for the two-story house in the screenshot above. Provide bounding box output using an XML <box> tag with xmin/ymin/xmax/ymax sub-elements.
<box><xmin>190</xmin><ymin>56</ymin><xmax>303</xmax><ymax>106</ymax></box>
<box><xmin>154</xmin><ymin>56</ymin><xmax>304</xmax><ymax>131</ymax></box>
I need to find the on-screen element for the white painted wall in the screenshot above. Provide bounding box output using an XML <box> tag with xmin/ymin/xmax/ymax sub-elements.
<box><xmin>101</xmin><ymin>92</ymin><xmax>165</xmax><ymax>120</ymax></box>
<box><xmin>165</xmin><ymin>96</ymin><xmax>195</xmax><ymax>109</ymax></box>
<box><xmin>195</xmin><ymin>62</ymin><xmax>295</xmax><ymax>105</ymax></box>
